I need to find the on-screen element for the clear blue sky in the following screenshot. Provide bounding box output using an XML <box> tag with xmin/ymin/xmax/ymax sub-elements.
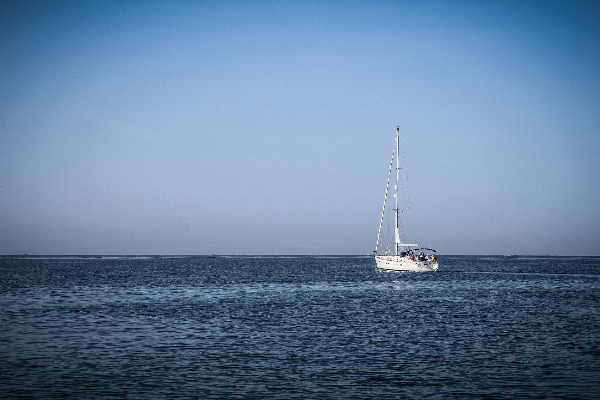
<box><xmin>1</xmin><ymin>0</ymin><xmax>599</xmax><ymax>255</ymax></box>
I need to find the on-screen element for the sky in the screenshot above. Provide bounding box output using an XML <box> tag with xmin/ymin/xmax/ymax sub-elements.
<box><xmin>1</xmin><ymin>0</ymin><xmax>599</xmax><ymax>255</ymax></box>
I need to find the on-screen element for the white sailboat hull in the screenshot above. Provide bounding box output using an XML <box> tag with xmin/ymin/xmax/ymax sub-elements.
<box><xmin>375</xmin><ymin>255</ymin><xmax>438</xmax><ymax>272</ymax></box>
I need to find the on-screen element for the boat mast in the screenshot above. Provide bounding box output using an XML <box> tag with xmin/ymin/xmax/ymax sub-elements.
<box><xmin>394</xmin><ymin>126</ymin><xmax>401</xmax><ymax>255</ymax></box>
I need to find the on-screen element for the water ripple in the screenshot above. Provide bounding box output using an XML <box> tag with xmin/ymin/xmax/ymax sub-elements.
<box><xmin>1</xmin><ymin>256</ymin><xmax>599</xmax><ymax>398</ymax></box>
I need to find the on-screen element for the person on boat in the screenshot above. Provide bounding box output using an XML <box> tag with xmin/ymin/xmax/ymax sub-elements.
<box><xmin>419</xmin><ymin>250</ymin><xmax>425</xmax><ymax>261</ymax></box>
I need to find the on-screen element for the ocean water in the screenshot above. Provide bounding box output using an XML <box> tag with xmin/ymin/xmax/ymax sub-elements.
<box><xmin>1</xmin><ymin>255</ymin><xmax>599</xmax><ymax>399</ymax></box>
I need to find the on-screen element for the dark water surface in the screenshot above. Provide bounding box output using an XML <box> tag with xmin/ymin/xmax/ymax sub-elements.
<box><xmin>1</xmin><ymin>256</ymin><xmax>599</xmax><ymax>398</ymax></box>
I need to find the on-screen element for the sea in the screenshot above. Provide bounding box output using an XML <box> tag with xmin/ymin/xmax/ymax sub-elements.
<box><xmin>1</xmin><ymin>255</ymin><xmax>599</xmax><ymax>399</ymax></box>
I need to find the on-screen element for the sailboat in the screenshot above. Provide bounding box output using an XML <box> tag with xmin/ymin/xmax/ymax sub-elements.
<box><xmin>374</xmin><ymin>126</ymin><xmax>438</xmax><ymax>272</ymax></box>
